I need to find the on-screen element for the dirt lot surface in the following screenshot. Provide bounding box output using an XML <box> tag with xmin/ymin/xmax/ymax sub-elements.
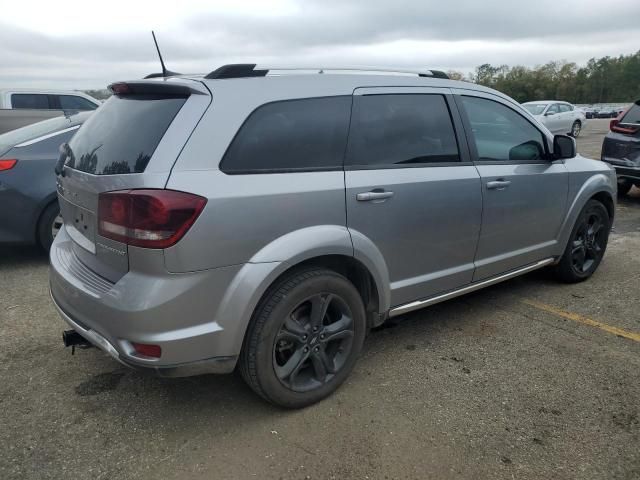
<box><xmin>1</xmin><ymin>119</ymin><xmax>638</xmax><ymax>480</ymax></box>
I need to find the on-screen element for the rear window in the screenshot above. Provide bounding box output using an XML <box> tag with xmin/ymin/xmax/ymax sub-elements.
<box><xmin>65</xmin><ymin>94</ymin><xmax>186</xmax><ymax>175</ymax></box>
<box><xmin>345</xmin><ymin>94</ymin><xmax>460</xmax><ymax>167</ymax></box>
<box><xmin>621</xmin><ymin>103</ymin><xmax>640</xmax><ymax>124</ymax></box>
<box><xmin>220</xmin><ymin>96</ymin><xmax>351</xmax><ymax>173</ymax></box>
<box><xmin>11</xmin><ymin>94</ymin><xmax>50</xmax><ymax>109</ymax></box>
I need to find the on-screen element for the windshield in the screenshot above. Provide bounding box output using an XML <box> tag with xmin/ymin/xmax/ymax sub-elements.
<box><xmin>523</xmin><ymin>104</ymin><xmax>547</xmax><ymax>115</ymax></box>
<box><xmin>0</xmin><ymin>112</ymin><xmax>90</xmax><ymax>155</ymax></box>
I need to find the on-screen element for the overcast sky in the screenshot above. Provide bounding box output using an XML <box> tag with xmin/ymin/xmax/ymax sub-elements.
<box><xmin>1</xmin><ymin>0</ymin><xmax>639</xmax><ymax>90</ymax></box>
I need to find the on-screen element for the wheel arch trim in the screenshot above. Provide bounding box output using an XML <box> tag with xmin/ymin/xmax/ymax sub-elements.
<box><xmin>213</xmin><ymin>225</ymin><xmax>391</xmax><ymax>356</ymax></box>
<box><xmin>556</xmin><ymin>174</ymin><xmax>615</xmax><ymax>254</ymax></box>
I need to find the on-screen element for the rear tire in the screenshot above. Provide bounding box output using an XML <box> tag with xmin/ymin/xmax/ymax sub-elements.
<box><xmin>617</xmin><ymin>178</ymin><xmax>633</xmax><ymax>197</ymax></box>
<box><xmin>554</xmin><ymin>199</ymin><xmax>610</xmax><ymax>283</ymax></box>
<box><xmin>239</xmin><ymin>268</ymin><xmax>367</xmax><ymax>408</ymax></box>
<box><xmin>37</xmin><ymin>202</ymin><xmax>62</xmax><ymax>250</ymax></box>
<box><xmin>570</xmin><ymin>120</ymin><xmax>581</xmax><ymax>138</ymax></box>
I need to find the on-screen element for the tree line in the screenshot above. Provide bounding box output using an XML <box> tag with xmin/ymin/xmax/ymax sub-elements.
<box><xmin>448</xmin><ymin>50</ymin><xmax>640</xmax><ymax>104</ymax></box>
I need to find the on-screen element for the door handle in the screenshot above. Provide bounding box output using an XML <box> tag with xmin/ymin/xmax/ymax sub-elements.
<box><xmin>486</xmin><ymin>180</ymin><xmax>511</xmax><ymax>190</ymax></box>
<box><xmin>356</xmin><ymin>190</ymin><xmax>394</xmax><ymax>202</ymax></box>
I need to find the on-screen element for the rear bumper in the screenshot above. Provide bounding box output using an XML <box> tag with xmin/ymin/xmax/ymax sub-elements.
<box><xmin>49</xmin><ymin>226</ymin><xmax>248</xmax><ymax>376</ymax></box>
<box><xmin>51</xmin><ymin>291</ymin><xmax>237</xmax><ymax>376</ymax></box>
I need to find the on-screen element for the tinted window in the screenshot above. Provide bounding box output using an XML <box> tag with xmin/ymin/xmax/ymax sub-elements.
<box><xmin>59</xmin><ymin>95</ymin><xmax>98</xmax><ymax>111</ymax></box>
<box><xmin>621</xmin><ymin>103</ymin><xmax>640</xmax><ymax>124</ymax></box>
<box><xmin>11</xmin><ymin>94</ymin><xmax>50</xmax><ymax>109</ymax></box>
<box><xmin>346</xmin><ymin>94</ymin><xmax>459</xmax><ymax>167</ymax></box>
<box><xmin>460</xmin><ymin>96</ymin><xmax>546</xmax><ymax>162</ymax></box>
<box><xmin>65</xmin><ymin>94</ymin><xmax>185</xmax><ymax>175</ymax></box>
<box><xmin>221</xmin><ymin>96</ymin><xmax>351</xmax><ymax>173</ymax></box>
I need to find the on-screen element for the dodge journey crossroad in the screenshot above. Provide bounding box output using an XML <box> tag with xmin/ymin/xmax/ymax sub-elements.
<box><xmin>50</xmin><ymin>64</ymin><xmax>616</xmax><ymax>408</ymax></box>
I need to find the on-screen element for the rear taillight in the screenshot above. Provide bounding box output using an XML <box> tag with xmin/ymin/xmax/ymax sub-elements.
<box><xmin>98</xmin><ymin>189</ymin><xmax>206</xmax><ymax>249</ymax></box>
<box><xmin>0</xmin><ymin>159</ymin><xmax>17</xmax><ymax>171</ymax></box>
<box><xmin>610</xmin><ymin>118</ymin><xmax>639</xmax><ymax>135</ymax></box>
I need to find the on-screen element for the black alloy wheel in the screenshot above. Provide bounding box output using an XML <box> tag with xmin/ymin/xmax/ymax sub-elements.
<box><xmin>240</xmin><ymin>268</ymin><xmax>367</xmax><ymax>408</ymax></box>
<box><xmin>555</xmin><ymin>199</ymin><xmax>610</xmax><ymax>283</ymax></box>
<box><xmin>570</xmin><ymin>209</ymin><xmax>607</xmax><ymax>274</ymax></box>
<box><xmin>273</xmin><ymin>293</ymin><xmax>354</xmax><ymax>392</ymax></box>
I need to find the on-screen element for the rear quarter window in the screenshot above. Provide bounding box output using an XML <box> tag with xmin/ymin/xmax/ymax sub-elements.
<box><xmin>220</xmin><ymin>96</ymin><xmax>351</xmax><ymax>173</ymax></box>
<box><xmin>65</xmin><ymin>94</ymin><xmax>186</xmax><ymax>175</ymax></box>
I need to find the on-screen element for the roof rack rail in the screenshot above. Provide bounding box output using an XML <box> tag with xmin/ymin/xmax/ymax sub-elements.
<box><xmin>203</xmin><ymin>64</ymin><xmax>450</xmax><ymax>80</ymax></box>
<box><xmin>261</xmin><ymin>66</ymin><xmax>450</xmax><ymax>79</ymax></box>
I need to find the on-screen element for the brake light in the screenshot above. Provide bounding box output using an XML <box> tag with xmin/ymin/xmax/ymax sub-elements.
<box><xmin>0</xmin><ymin>159</ymin><xmax>17</xmax><ymax>171</ymax></box>
<box><xmin>610</xmin><ymin>119</ymin><xmax>639</xmax><ymax>135</ymax></box>
<box><xmin>109</xmin><ymin>82</ymin><xmax>131</xmax><ymax>95</ymax></box>
<box><xmin>98</xmin><ymin>189</ymin><xmax>206</xmax><ymax>248</ymax></box>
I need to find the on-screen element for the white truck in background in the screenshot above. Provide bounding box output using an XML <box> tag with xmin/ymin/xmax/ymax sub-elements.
<box><xmin>0</xmin><ymin>89</ymin><xmax>100</xmax><ymax>134</ymax></box>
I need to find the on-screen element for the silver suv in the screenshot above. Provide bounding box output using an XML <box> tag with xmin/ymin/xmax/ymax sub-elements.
<box><xmin>50</xmin><ymin>65</ymin><xmax>616</xmax><ymax>408</ymax></box>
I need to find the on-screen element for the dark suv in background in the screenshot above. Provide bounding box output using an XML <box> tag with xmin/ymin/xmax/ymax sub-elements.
<box><xmin>602</xmin><ymin>100</ymin><xmax>640</xmax><ymax>196</ymax></box>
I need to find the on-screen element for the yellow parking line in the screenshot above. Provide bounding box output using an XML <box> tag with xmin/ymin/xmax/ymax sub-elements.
<box><xmin>522</xmin><ymin>299</ymin><xmax>640</xmax><ymax>343</ymax></box>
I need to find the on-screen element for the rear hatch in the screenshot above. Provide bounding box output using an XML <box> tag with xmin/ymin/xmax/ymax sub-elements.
<box><xmin>56</xmin><ymin>79</ymin><xmax>211</xmax><ymax>282</ymax></box>
<box><xmin>602</xmin><ymin>101</ymin><xmax>640</xmax><ymax>166</ymax></box>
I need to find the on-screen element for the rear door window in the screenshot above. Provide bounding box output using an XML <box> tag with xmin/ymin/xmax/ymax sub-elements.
<box><xmin>221</xmin><ymin>96</ymin><xmax>351</xmax><ymax>173</ymax></box>
<box><xmin>65</xmin><ymin>94</ymin><xmax>186</xmax><ymax>175</ymax></box>
<box><xmin>345</xmin><ymin>94</ymin><xmax>460</xmax><ymax>167</ymax></box>
<box><xmin>11</xmin><ymin>94</ymin><xmax>50</xmax><ymax>109</ymax></box>
<box><xmin>621</xmin><ymin>103</ymin><xmax>640</xmax><ymax>124</ymax></box>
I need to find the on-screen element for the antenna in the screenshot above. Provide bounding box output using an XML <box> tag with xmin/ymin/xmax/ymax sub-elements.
<box><xmin>147</xmin><ymin>31</ymin><xmax>180</xmax><ymax>78</ymax></box>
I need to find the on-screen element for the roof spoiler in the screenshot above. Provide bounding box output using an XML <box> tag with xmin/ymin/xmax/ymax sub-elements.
<box><xmin>108</xmin><ymin>81</ymin><xmax>193</xmax><ymax>96</ymax></box>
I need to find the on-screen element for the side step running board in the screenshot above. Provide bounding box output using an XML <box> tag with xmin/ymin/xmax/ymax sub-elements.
<box><xmin>388</xmin><ymin>258</ymin><xmax>555</xmax><ymax>318</ymax></box>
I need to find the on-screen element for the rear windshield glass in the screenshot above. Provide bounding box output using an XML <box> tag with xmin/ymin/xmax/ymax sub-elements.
<box><xmin>621</xmin><ymin>103</ymin><xmax>640</xmax><ymax>124</ymax></box>
<box><xmin>65</xmin><ymin>94</ymin><xmax>186</xmax><ymax>175</ymax></box>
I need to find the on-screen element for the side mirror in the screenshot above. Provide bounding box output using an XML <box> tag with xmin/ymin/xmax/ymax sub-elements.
<box><xmin>553</xmin><ymin>134</ymin><xmax>576</xmax><ymax>159</ymax></box>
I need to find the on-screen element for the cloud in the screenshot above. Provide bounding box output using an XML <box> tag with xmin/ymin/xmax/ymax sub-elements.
<box><xmin>1</xmin><ymin>0</ymin><xmax>639</xmax><ymax>89</ymax></box>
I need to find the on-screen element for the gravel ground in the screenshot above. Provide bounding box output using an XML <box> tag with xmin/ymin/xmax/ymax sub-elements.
<box><xmin>0</xmin><ymin>119</ymin><xmax>638</xmax><ymax>480</ymax></box>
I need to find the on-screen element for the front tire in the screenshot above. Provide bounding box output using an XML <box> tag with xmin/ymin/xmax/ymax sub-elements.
<box><xmin>239</xmin><ymin>268</ymin><xmax>367</xmax><ymax>408</ymax></box>
<box><xmin>554</xmin><ymin>199</ymin><xmax>610</xmax><ymax>283</ymax></box>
